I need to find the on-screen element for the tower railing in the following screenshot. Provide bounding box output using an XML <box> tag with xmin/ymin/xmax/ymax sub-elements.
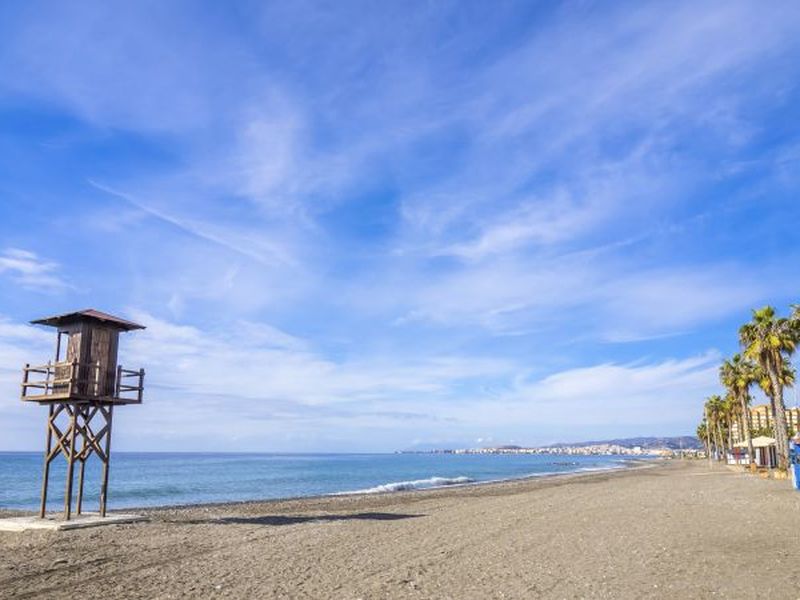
<box><xmin>21</xmin><ymin>359</ymin><xmax>144</xmax><ymax>404</ymax></box>
<box><xmin>114</xmin><ymin>365</ymin><xmax>146</xmax><ymax>404</ymax></box>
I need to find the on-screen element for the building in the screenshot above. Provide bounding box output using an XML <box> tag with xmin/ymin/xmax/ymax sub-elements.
<box><xmin>731</xmin><ymin>436</ymin><xmax>778</xmax><ymax>468</ymax></box>
<box><xmin>730</xmin><ymin>404</ymin><xmax>800</xmax><ymax>441</ymax></box>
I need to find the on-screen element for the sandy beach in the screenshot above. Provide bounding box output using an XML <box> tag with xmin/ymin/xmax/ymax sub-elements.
<box><xmin>1</xmin><ymin>460</ymin><xmax>798</xmax><ymax>599</ymax></box>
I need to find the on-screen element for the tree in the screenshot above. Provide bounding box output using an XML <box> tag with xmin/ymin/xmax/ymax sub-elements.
<box><xmin>723</xmin><ymin>393</ymin><xmax>739</xmax><ymax>452</ymax></box>
<box><xmin>720</xmin><ymin>354</ymin><xmax>758</xmax><ymax>469</ymax></box>
<box><xmin>723</xmin><ymin>394</ymin><xmax>737</xmax><ymax>454</ymax></box>
<box><xmin>791</xmin><ymin>304</ymin><xmax>800</xmax><ymax>326</ymax></box>
<box><xmin>697</xmin><ymin>421</ymin><xmax>711</xmax><ymax>461</ymax></box>
<box><xmin>705</xmin><ymin>395</ymin><xmax>728</xmax><ymax>461</ymax></box>
<box><xmin>739</xmin><ymin>306</ymin><xmax>798</xmax><ymax>471</ymax></box>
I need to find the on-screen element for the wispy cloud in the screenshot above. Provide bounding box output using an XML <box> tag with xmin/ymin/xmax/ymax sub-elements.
<box><xmin>106</xmin><ymin>311</ymin><xmax>518</xmax><ymax>450</ymax></box>
<box><xmin>1</xmin><ymin>1</ymin><xmax>800</xmax><ymax>449</ymax></box>
<box><xmin>88</xmin><ymin>180</ymin><xmax>297</xmax><ymax>267</ymax></box>
<box><xmin>398</xmin><ymin>2</ymin><xmax>800</xmax><ymax>257</ymax></box>
<box><xmin>525</xmin><ymin>352</ymin><xmax>720</xmax><ymax>406</ymax></box>
<box><xmin>0</xmin><ymin>315</ymin><xmax>52</xmax><ymax>375</ymax></box>
<box><xmin>0</xmin><ymin>249</ymin><xmax>71</xmax><ymax>293</ymax></box>
<box><xmin>0</xmin><ymin>306</ymin><xmax>725</xmax><ymax>449</ymax></box>
<box><xmin>123</xmin><ymin>311</ymin><xmax>516</xmax><ymax>406</ymax></box>
<box><xmin>472</xmin><ymin>352</ymin><xmax>724</xmax><ymax>441</ymax></box>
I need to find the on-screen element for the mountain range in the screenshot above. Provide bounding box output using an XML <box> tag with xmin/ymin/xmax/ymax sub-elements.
<box><xmin>544</xmin><ymin>436</ymin><xmax>702</xmax><ymax>450</ymax></box>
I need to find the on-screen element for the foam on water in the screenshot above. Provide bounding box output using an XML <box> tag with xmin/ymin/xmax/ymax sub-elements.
<box><xmin>338</xmin><ymin>475</ymin><xmax>475</xmax><ymax>495</ymax></box>
<box><xmin>337</xmin><ymin>463</ymin><xmax>632</xmax><ymax>496</ymax></box>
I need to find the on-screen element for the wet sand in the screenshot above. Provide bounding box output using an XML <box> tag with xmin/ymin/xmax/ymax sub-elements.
<box><xmin>1</xmin><ymin>460</ymin><xmax>798</xmax><ymax>599</ymax></box>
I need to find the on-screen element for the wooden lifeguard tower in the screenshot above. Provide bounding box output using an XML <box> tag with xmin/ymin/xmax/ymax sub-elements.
<box><xmin>20</xmin><ymin>309</ymin><xmax>145</xmax><ymax>520</ymax></box>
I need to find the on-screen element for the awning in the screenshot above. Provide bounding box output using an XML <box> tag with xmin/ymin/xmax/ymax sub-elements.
<box><xmin>733</xmin><ymin>436</ymin><xmax>776</xmax><ymax>449</ymax></box>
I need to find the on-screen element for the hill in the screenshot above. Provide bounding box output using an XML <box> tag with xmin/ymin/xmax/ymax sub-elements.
<box><xmin>548</xmin><ymin>436</ymin><xmax>702</xmax><ymax>450</ymax></box>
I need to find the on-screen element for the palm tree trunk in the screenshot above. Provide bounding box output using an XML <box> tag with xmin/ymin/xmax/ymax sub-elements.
<box><xmin>767</xmin><ymin>392</ymin><xmax>782</xmax><ymax>461</ymax></box>
<box><xmin>740</xmin><ymin>394</ymin><xmax>755</xmax><ymax>468</ymax></box>
<box><xmin>769</xmin><ymin>371</ymin><xmax>790</xmax><ymax>470</ymax></box>
<box><xmin>716</xmin><ymin>424</ymin><xmax>725</xmax><ymax>461</ymax></box>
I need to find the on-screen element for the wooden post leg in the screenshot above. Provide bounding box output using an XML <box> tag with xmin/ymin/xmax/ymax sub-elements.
<box><xmin>99</xmin><ymin>406</ymin><xmax>114</xmax><ymax>517</ymax></box>
<box><xmin>75</xmin><ymin>407</ymin><xmax>89</xmax><ymax>516</ymax></box>
<box><xmin>39</xmin><ymin>405</ymin><xmax>54</xmax><ymax>519</ymax></box>
<box><xmin>63</xmin><ymin>405</ymin><xmax>78</xmax><ymax>520</ymax></box>
<box><xmin>76</xmin><ymin>459</ymin><xmax>86</xmax><ymax>516</ymax></box>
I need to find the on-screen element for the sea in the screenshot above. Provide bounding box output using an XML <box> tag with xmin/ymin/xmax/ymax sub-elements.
<box><xmin>0</xmin><ymin>452</ymin><xmax>637</xmax><ymax>512</ymax></box>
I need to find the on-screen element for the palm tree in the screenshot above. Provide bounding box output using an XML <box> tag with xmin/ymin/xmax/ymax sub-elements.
<box><xmin>725</xmin><ymin>393</ymin><xmax>741</xmax><ymax>451</ymax></box>
<box><xmin>720</xmin><ymin>354</ymin><xmax>758</xmax><ymax>469</ymax></box>
<box><xmin>740</xmin><ymin>306</ymin><xmax>798</xmax><ymax>471</ymax></box>
<box><xmin>705</xmin><ymin>395</ymin><xmax>727</xmax><ymax>461</ymax></box>
<box><xmin>756</xmin><ymin>360</ymin><xmax>796</xmax><ymax>419</ymax></box>
<box><xmin>697</xmin><ymin>421</ymin><xmax>712</xmax><ymax>462</ymax></box>
<box><xmin>754</xmin><ymin>361</ymin><xmax>796</xmax><ymax>468</ymax></box>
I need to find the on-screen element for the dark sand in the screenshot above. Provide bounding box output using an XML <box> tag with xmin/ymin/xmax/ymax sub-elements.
<box><xmin>1</xmin><ymin>460</ymin><xmax>798</xmax><ymax>599</ymax></box>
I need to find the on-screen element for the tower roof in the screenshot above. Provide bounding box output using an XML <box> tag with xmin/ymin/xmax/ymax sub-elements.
<box><xmin>31</xmin><ymin>309</ymin><xmax>146</xmax><ymax>331</ymax></box>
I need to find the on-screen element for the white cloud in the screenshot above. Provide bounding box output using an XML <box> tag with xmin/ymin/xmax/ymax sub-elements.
<box><xmin>456</xmin><ymin>352</ymin><xmax>723</xmax><ymax>437</ymax></box>
<box><xmin>234</xmin><ymin>107</ymin><xmax>307</xmax><ymax>212</ymax></box>
<box><xmin>396</xmin><ymin>1</ymin><xmax>800</xmax><ymax>265</ymax></box>
<box><xmin>121</xmin><ymin>311</ymin><xmax>516</xmax><ymax>408</ymax></box>
<box><xmin>117</xmin><ymin>312</ymin><xmax>723</xmax><ymax>442</ymax></box>
<box><xmin>103</xmin><ymin>311</ymin><xmax>519</xmax><ymax>450</ymax></box>
<box><xmin>0</xmin><ymin>248</ymin><xmax>71</xmax><ymax>293</ymax></box>
<box><xmin>598</xmin><ymin>267</ymin><xmax>773</xmax><ymax>341</ymax></box>
<box><xmin>528</xmin><ymin>353</ymin><xmax>719</xmax><ymax>405</ymax></box>
<box><xmin>88</xmin><ymin>181</ymin><xmax>298</xmax><ymax>268</ymax></box>
<box><xmin>0</xmin><ymin>310</ymin><xmax>737</xmax><ymax>450</ymax></box>
<box><xmin>438</xmin><ymin>189</ymin><xmax>601</xmax><ymax>260</ymax></box>
<box><xmin>377</xmin><ymin>251</ymin><xmax>774</xmax><ymax>341</ymax></box>
<box><xmin>0</xmin><ymin>316</ymin><xmax>52</xmax><ymax>377</ymax></box>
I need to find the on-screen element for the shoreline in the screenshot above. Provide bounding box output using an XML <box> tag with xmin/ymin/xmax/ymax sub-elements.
<box><xmin>140</xmin><ymin>457</ymin><xmax>664</xmax><ymax>519</ymax></box>
<box><xmin>3</xmin><ymin>460</ymin><xmax>798</xmax><ymax>598</ymax></box>
<box><xmin>0</xmin><ymin>457</ymin><xmax>657</xmax><ymax>518</ymax></box>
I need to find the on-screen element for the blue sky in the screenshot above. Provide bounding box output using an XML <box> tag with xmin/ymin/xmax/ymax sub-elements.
<box><xmin>1</xmin><ymin>1</ymin><xmax>799</xmax><ymax>452</ymax></box>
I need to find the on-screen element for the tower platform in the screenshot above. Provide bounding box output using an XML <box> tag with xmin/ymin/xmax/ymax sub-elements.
<box><xmin>0</xmin><ymin>512</ymin><xmax>146</xmax><ymax>532</ymax></box>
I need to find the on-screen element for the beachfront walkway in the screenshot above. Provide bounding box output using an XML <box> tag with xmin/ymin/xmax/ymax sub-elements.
<box><xmin>1</xmin><ymin>461</ymin><xmax>798</xmax><ymax>599</ymax></box>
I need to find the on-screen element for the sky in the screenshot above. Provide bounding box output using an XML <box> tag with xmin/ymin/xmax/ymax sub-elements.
<box><xmin>1</xmin><ymin>1</ymin><xmax>799</xmax><ymax>452</ymax></box>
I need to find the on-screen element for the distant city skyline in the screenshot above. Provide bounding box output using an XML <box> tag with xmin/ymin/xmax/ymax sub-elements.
<box><xmin>1</xmin><ymin>1</ymin><xmax>799</xmax><ymax>452</ymax></box>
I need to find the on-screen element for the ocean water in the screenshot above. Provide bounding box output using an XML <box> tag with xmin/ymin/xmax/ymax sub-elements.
<box><xmin>0</xmin><ymin>452</ymin><xmax>635</xmax><ymax>512</ymax></box>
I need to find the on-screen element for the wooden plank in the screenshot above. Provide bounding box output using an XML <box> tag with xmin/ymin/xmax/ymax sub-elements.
<box><xmin>58</xmin><ymin>332</ymin><xmax>81</xmax><ymax>395</ymax></box>
<box><xmin>89</xmin><ymin>328</ymin><xmax>111</xmax><ymax>396</ymax></box>
<box><xmin>54</xmin><ymin>331</ymin><xmax>62</xmax><ymax>363</ymax></box>
<box><xmin>21</xmin><ymin>363</ymin><xmax>29</xmax><ymax>399</ymax></box>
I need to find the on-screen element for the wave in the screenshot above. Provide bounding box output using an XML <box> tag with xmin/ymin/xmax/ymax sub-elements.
<box><xmin>337</xmin><ymin>475</ymin><xmax>475</xmax><ymax>495</ymax></box>
<box><xmin>573</xmin><ymin>464</ymin><xmax>628</xmax><ymax>474</ymax></box>
<box><xmin>340</xmin><ymin>462</ymin><xmax>634</xmax><ymax>496</ymax></box>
